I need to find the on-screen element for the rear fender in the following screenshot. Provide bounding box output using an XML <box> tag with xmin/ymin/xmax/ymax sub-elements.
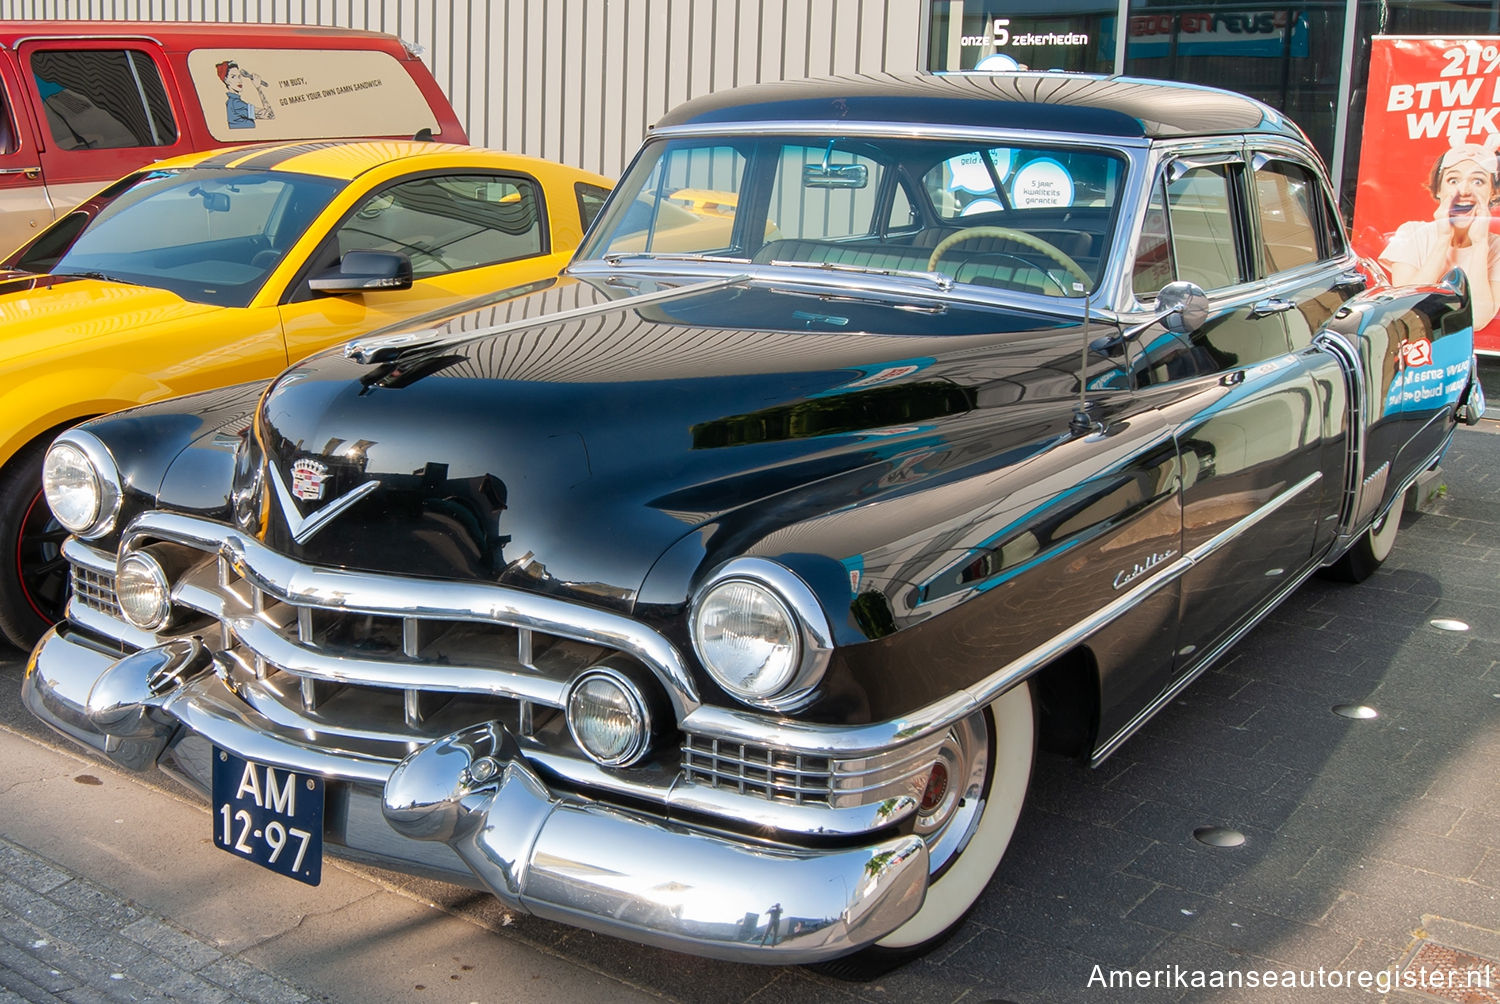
<box><xmin>1313</xmin><ymin>266</ymin><xmax>1473</xmax><ymax>545</ymax></box>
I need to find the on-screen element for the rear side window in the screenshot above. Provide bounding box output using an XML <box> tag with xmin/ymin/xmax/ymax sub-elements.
<box><xmin>576</xmin><ymin>182</ymin><xmax>610</xmax><ymax>231</ymax></box>
<box><xmin>30</xmin><ymin>49</ymin><xmax>177</xmax><ymax>149</ymax></box>
<box><xmin>1255</xmin><ymin>160</ymin><xmax>1324</xmax><ymax>273</ymax></box>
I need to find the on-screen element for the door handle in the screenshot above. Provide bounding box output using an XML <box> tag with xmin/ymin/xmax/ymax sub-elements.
<box><xmin>1249</xmin><ymin>297</ymin><xmax>1294</xmax><ymax>318</ymax></box>
<box><xmin>0</xmin><ymin>166</ymin><xmax>42</xmax><ymax>178</ymax></box>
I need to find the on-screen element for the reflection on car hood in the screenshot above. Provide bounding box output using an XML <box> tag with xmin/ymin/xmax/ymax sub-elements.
<box><xmin>250</xmin><ymin>275</ymin><xmax>1094</xmax><ymax>611</ymax></box>
<box><xmin>0</xmin><ymin>275</ymin><xmax>218</xmax><ymax>355</ymax></box>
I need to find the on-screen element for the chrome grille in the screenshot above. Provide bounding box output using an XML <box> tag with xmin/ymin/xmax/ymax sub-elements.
<box><xmin>62</xmin><ymin>513</ymin><xmax>941</xmax><ymax>834</ymax></box>
<box><xmin>682</xmin><ymin>735</ymin><xmax>833</xmax><ymax>804</ymax></box>
<box><xmin>70</xmin><ymin>564</ymin><xmax>120</xmax><ymax>617</ymax></box>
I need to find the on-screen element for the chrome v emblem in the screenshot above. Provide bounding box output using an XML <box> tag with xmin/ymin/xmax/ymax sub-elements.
<box><xmin>267</xmin><ymin>463</ymin><xmax>380</xmax><ymax>544</ymax></box>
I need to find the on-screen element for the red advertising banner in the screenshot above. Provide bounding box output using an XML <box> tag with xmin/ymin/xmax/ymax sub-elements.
<box><xmin>1352</xmin><ymin>36</ymin><xmax>1500</xmax><ymax>355</ymax></box>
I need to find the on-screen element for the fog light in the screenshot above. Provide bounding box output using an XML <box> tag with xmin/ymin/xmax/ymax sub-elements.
<box><xmin>116</xmin><ymin>552</ymin><xmax>171</xmax><ymax>631</ymax></box>
<box><xmin>566</xmin><ymin>669</ymin><xmax>653</xmax><ymax>767</ymax></box>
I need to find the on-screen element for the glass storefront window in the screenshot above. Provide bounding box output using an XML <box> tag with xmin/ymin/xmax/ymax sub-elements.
<box><xmin>1121</xmin><ymin>3</ymin><xmax>1347</xmax><ymax>171</ymax></box>
<box><xmin>927</xmin><ymin>1</ymin><xmax>1118</xmax><ymax>73</ymax></box>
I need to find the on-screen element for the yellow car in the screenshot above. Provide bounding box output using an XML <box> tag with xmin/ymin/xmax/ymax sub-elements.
<box><xmin>0</xmin><ymin>140</ymin><xmax>612</xmax><ymax>648</ymax></box>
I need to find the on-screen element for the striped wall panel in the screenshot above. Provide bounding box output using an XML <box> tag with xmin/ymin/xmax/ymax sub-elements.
<box><xmin>1</xmin><ymin>0</ymin><xmax>926</xmax><ymax>178</ymax></box>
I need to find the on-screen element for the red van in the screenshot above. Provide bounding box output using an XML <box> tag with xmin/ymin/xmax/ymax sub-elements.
<box><xmin>0</xmin><ymin>21</ymin><xmax>467</xmax><ymax>253</ymax></box>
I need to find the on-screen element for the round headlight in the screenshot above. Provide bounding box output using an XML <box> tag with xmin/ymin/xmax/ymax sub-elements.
<box><xmin>692</xmin><ymin>579</ymin><xmax>800</xmax><ymax>701</ymax></box>
<box><xmin>43</xmin><ymin>442</ymin><xmax>101</xmax><ymax>533</ymax></box>
<box><xmin>42</xmin><ymin>432</ymin><xmax>122</xmax><ymax>539</ymax></box>
<box><xmin>116</xmin><ymin>552</ymin><xmax>171</xmax><ymax>631</ymax></box>
<box><xmin>566</xmin><ymin>669</ymin><xmax>652</xmax><ymax>767</ymax></box>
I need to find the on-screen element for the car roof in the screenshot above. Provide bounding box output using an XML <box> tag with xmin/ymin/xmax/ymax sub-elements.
<box><xmin>653</xmin><ymin>72</ymin><xmax>1306</xmax><ymax>143</ymax></box>
<box><xmin>140</xmin><ymin>140</ymin><xmax>599</xmax><ymax>183</ymax></box>
<box><xmin>0</xmin><ymin>20</ymin><xmax>402</xmax><ymax>47</ymax></box>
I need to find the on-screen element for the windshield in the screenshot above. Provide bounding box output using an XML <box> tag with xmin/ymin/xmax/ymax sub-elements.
<box><xmin>43</xmin><ymin>167</ymin><xmax>342</xmax><ymax>307</ymax></box>
<box><xmin>579</xmin><ymin>134</ymin><xmax>1128</xmax><ymax>297</ymax></box>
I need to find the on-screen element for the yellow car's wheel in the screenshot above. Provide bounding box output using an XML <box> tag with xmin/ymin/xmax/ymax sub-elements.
<box><xmin>0</xmin><ymin>439</ymin><xmax>68</xmax><ymax>649</ymax></box>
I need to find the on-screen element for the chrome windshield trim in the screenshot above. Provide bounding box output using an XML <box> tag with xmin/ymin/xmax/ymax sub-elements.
<box><xmin>567</xmin><ymin>259</ymin><xmax>1108</xmax><ymax>313</ymax></box>
<box><xmin>120</xmin><ymin>512</ymin><xmax>700</xmax><ymax>714</ymax></box>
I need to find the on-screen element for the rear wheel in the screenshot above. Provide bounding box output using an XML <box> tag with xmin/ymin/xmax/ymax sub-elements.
<box><xmin>0</xmin><ymin>439</ymin><xmax>69</xmax><ymax>650</ymax></box>
<box><xmin>1320</xmin><ymin>487</ymin><xmax>1408</xmax><ymax>583</ymax></box>
<box><xmin>811</xmin><ymin>682</ymin><xmax>1035</xmax><ymax>979</ymax></box>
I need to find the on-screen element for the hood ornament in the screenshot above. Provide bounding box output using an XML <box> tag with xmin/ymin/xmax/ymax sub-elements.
<box><xmin>268</xmin><ymin>459</ymin><xmax>380</xmax><ymax>545</ymax></box>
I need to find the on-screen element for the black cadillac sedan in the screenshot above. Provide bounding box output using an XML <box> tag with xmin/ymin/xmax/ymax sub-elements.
<box><xmin>23</xmin><ymin>73</ymin><xmax>1487</xmax><ymax>976</ymax></box>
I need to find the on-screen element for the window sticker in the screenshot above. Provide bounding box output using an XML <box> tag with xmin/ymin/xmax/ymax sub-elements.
<box><xmin>1011</xmin><ymin>158</ymin><xmax>1074</xmax><ymax>207</ymax></box>
<box><xmin>187</xmin><ymin>48</ymin><xmax>438</xmax><ymax>142</ymax></box>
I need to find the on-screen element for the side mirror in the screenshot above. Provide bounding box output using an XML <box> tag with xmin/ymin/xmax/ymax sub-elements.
<box><xmin>1157</xmin><ymin>280</ymin><xmax>1209</xmax><ymax>334</ymax></box>
<box><xmin>308</xmin><ymin>250</ymin><xmax>413</xmax><ymax>293</ymax></box>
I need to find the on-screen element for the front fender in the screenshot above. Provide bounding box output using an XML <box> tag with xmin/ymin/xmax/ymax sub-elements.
<box><xmin>60</xmin><ymin>382</ymin><xmax>269</xmax><ymax>549</ymax></box>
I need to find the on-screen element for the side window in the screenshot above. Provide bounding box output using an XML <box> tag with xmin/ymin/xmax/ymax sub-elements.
<box><xmin>887</xmin><ymin>181</ymin><xmax>918</xmax><ymax>233</ymax></box>
<box><xmin>30</xmin><ymin>49</ymin><xmax>177</xmax><ymax>149</ymax></box>
<box><xmin>0</xmin><ymin>79</ymin><xmax>15</xmax><ymax>155</ymax></box>
<box><xmin>1163</xmin><ymin>164</ymin><xmax>1242</xmax><ymax>290</ymax></box>
<box><xmin>335</xmin><ymin>174</ymin><xmax>544</xmax><ymax>279</ymax></box>
<box><xmin>1254</xmin><ymin>160</ymin><xmax>1324</xmax><ymax>273</ymax></box>
<box><xmin>1132</xmin><ymin>178</ymin><xmax>1173</xmax><ymax>297</ymax></box>
<box><xmin>575</xmin><ymin>183</ymin><xmax>610</xmax><ymax>231</ymax></box>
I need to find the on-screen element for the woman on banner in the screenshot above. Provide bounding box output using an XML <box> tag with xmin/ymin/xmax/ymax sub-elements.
<box><xmin>1380</xmin><ymin>137</ymin><xmax>1500</xmax><ymax>330</ymax></box>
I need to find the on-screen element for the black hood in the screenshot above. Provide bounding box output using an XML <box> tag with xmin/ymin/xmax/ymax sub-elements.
<box><xmin>245</xmin><ymin>276</ymin><xmax>1105</xmax><ymax>611</ymax></box>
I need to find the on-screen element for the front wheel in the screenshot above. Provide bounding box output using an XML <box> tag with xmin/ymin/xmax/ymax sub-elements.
<box><xmin>1320</xmin><ymin>487</ymin><xmax>1408</xmax><ymax>583</ymax></box>
<box><xmin>0</xmin><ymin>439</ymin><xmax>69</xmax><ymax>650</ymax></box>
<box><xmin>812</xmin><ymin>682</ymin><xmax>1035</xmax><ymax>979</ymax></box>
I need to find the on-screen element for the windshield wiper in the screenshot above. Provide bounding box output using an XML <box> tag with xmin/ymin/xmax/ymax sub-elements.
<box><xmin>764</xmin><ymin>258</ymin><xmax>953</xmax><ymax>292</ymax></box>
<box><xmin>58</xmin><ymin>270</ymin><xmax>135</xmax><ymax>286</ymax></box>
<box><xmin>602</xmin><ymin>252</ymin><xmax>751</xmax><ymax>266</ymax></box>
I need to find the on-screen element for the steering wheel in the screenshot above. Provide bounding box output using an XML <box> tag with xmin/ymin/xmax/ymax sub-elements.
<box><xmin>926</xmin><ymin>226</ymin><xmax>1091</xmax><ymax>292</ymax></box>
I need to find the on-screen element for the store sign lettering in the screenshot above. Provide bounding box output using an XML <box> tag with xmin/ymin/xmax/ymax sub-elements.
<box><xmin>961</xmin><ymin>18</ymin><xmax>1088</xmax><ymax>49</ymax></box>
<box><xmin>1128</xmin><ymin>12</ymin><xmax>1291</xmax><ymax>38</ymax></box>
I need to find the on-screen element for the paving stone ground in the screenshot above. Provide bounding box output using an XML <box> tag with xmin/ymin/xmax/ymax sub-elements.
<box><xmin>0</xmin><ymin>836</ymin><xmax>315</xmax><ymax>1004</ymax></box>
<box><xmin>1</xmin><ymin>362</ymin><xmax>1497</xmax><ymax>1003</ymax></box>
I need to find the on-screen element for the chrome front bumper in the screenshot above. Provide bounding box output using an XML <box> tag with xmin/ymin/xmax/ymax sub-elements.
<box><xmin>23</xmin><ymin>628</ymin><xmax>929</xmax><ymax>963</ymax></box>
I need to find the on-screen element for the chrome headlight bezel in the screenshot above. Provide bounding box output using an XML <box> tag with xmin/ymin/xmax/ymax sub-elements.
<box><xmin>42</xmin><ymin>430</ymin><xmax>123</xmax><ymax>539</ymax></box>
<box><xmin>688</xmin><ymin>558</ymin><xmax>834</xmax><ymax>712</ymax></box>
<box><xmin>565</xmin><ymin>665</ymin><xmax>656</xmax><ymax>767</ymax></box>
<box><xmin>115</xmin><ymin>550</ymin><xmax>172</xmax><ymax>631</ymax></box>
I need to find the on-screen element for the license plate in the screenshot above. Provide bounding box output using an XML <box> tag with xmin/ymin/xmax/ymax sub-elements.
<box><xmin>211</xmin><ymin>747</ymin><xmax>323</xmax><ymax>885</ymax></box>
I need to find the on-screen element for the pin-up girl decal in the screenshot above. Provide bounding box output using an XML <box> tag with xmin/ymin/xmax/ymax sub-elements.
<box><xmin>215</xmin><ymin>60</ymin><xmax>275</xmax><ymax>129</ymax></box>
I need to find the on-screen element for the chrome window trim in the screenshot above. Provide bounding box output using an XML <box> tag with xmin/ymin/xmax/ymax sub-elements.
<box><xmin>648</xmin><ymin>120</ymin><xmax>1153</xmax><ymax>151</ymax></box>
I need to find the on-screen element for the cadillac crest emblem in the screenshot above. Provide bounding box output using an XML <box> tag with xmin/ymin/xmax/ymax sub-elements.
<box><xmin>290</xmin><ymin>458</ymin><xmax>330</xmax><ymax>502</ymax></box>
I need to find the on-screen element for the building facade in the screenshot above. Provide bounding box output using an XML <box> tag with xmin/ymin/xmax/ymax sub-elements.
<box><xmin>5</xmin><ymin>0</ymin><xmax>1500</xmax><ymax>216</ymax></box>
